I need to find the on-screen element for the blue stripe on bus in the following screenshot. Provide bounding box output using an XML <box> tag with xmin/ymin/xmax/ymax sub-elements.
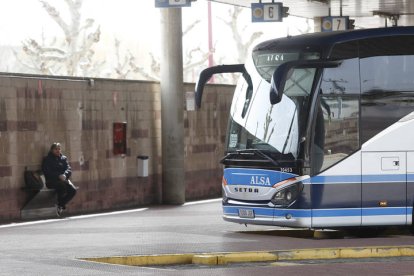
<box><xmin>312</xmin><ymin>208</ymin><xmax>361</xmax><ymax>217</ymax></box>
<box><xmin>223</xmin><ymin>206</ymin><xmax>412</xmax><ymax>218</ymax></box>
<box><xmin>304</xmin><ymin>175</ymin><xmax>360</xmax><ymax>184</ymax></box>
<box><xmin>223</xmin><ymin>206</ymin><xmax>274</xmax><ymax>217</ymax></box>
<box><xmin>274</xmin><ymin>209</ymin><xmax>311</xmax><ymax>218</ymax></box>
<box><xmin>223</xmin><ymin>168</ymin><xmax>297</xmax><ymax>186</ymax></box>
<box><xmin>408</xmin><ymin>174</ymin><xmax>414</xmax><ymax>182</ymax></box>
<box><xmin>362</xmin><ymin>174</ymin><xmax>406</xmax><ymax>183</ymax></box>
<box><xmin>304</xmin><ymin>174</ymin><xmax>411</xmax><ymax>185</ymax></box>
<box><xmin>225</xmin><ymin>170</ymin><xmax>414</xmax><ymax>186</ymax></box>
<box><xmin>223</xmin><ymin>206</ymin><xmax>311</xmax><ymax>218</ymax></box>
<box><xmin>313</xmin><ymin>207</ymin><xmax>407</xmax><ymax>217</ymax></box>
<box><xmin>361</xmin><ymin>207</ymin><xmax>407</xmax><ymax>216</ymax></box>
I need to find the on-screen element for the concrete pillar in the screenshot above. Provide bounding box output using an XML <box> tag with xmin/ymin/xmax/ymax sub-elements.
<box><xmin>160</xmin><ymin>8</ymin><xmax>185</xmax><ymax>204</ymax></box>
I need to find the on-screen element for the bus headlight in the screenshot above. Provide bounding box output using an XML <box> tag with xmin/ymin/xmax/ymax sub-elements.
<box><xmin>271</xmin><ymin>183</ymin><xmax>303</xmax><ymax>207</ymax></box>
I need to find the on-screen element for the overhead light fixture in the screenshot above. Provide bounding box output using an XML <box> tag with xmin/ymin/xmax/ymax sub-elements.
<box><xmin>373</xmin><ymin>11</ymin><xmax>400</xmax><ymax>27</ymax></box>
<box><xmin>308</xmin><ymin>0</ymin><xmax>329</xmax><ymax>4</ymax></box>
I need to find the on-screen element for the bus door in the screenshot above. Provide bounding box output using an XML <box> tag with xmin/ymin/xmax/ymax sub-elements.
<box><xmin>361</xmin><ymin>152</ymin><xmax>407</xmax><ymax>225</ymax></box>
<box><xmin>310</xmin><ymin>54</ymin><xmax>362</xmax><ymax>228</ymax></box>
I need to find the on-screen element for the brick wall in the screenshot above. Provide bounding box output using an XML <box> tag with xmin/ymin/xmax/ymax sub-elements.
<box><xmin>0</xmin><ymin>74</ymin><xmax>234</xmax><ymax>222</ymax></box>
<box><xmin>184</xmin><ymin>84</ymin><xmax>233</xmax><ymax>200</ymax></box>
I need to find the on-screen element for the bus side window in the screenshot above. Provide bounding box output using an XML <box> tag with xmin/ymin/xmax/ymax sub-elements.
<box><xmin>311</xmin><ymin>104</ymin><xmax>325</xmax><ymax>175</ymax></box>
<box><xmin>311</xmin><ymin>57</ymin><xmax>360</xmax><ymax>174</ymax></box>
<box><xmin>360</xmin><ymin>36</ymin><xmax>414</xmax><ymax>144</ymax></box>
<box><xmin>315</xmin><ymin>95</ymin><xmax>359</xmax><ymax>173</ymax></box>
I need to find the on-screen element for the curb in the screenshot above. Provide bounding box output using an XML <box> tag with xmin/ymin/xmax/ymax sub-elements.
<box><xmin>81</xmin><ymin>245</ymin><xmax>414</xmax><ymax>267</ymax></box>
<box><xmin>240</xmin><ymin>228</ymin><xmax>411</xmax><ymax>239</ymax></box>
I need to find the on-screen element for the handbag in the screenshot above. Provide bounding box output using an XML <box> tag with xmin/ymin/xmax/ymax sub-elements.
<box><xmin>24</xmin><ymin>170</ymin><xmax>45</xmax><ymax>190</ymax></box>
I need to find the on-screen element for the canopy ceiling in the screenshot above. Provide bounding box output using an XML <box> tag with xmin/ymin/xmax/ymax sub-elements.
<box><xmin>208</xmin><ymin>0</ymin><xmax>414</xmax><ymax>27</ymax></box>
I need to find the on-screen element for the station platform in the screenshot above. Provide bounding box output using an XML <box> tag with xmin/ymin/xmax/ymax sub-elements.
<box><xmin>1</xmin><ymin>198</ymin><xmax>414</xmax><ymax>275</ymax></box>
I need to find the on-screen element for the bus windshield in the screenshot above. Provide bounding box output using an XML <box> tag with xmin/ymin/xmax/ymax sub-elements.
<box><xmin>226</xmin><ymin>50</ymin><xmax>319</xmax><ymax>161</ymax></box>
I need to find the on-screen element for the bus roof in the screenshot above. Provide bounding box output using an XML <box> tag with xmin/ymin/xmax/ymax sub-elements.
<box><xmin>253</xmin><ymin>26</ymin><xmax>414</xmax><ymax>58</ymax></box>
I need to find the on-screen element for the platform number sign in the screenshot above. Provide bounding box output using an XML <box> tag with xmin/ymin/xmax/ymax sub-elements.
<box><xmin>321</xmin><ymin>16</ymin><xmax>349</xmax><ymax>32</ymax></box>
<box><xmin>251</xmin><ymin>2</ymin><xmax>283</xmax><ymax>22</ymax></box>
<box><xmin>155</xmin><ymin>0</ymin><xmax>191</xmax><ymax>8</ymax></box>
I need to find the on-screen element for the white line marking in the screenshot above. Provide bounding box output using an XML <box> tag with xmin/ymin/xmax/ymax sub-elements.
<box><xmin>1</xmin><ymin>198</ymin><xmax>222</xmax><ymax>228</ymax></box>
<box><xmin>183</xmin><ymin>198</ymin><xmax>221</xmax><ymax>206</ymax></box>
<box><xmin>0</xmin><ymin>198</ymin><xmax>222</xmax><ymax>228</ymax></box>
<box><xmin>0</xmin><ymin>208</ymin><xmax>148</xmax><ymax>228</ymax></box>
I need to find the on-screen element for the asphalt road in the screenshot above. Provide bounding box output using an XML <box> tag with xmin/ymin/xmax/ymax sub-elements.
<box><xmin>1</xmin><ymin>198</ymin><xmax>414</xmax><ymax>275</ymax></box>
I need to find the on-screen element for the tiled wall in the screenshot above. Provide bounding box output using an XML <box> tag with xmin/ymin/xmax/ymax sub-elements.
<box><xmin>0</xmin><ymin>74</ymin><xmax>234</xmax><ymax>222</ymax></box>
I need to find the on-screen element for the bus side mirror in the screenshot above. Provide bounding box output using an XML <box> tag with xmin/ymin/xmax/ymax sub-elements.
<box><xmin>269</xmin><ymin>62</ymin><xmax>293</xmax><ymax>105</ymax></box>
<box><xmin>269</xmin><ymin>60</ymin><xmax>342</xmax><ymax>105</ymax></box>
<box><xmin>195</xmin><ymin>64</ymin><xmax>245</xmax><ymax>109</ymax></box>
<box><xmin>269</xmin><ymin>76</ymin><xmax>283</xmax><ymax>104</ymax></box>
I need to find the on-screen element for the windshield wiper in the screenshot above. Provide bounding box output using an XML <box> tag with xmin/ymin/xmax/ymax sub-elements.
<box><xmin>243</xmin><ymin>149</ymin><xmax>281</xmax><ymax>166</ymax></box>
<box><xmin>220</xmin><ymin>149</ymin><xmax>280</xmax><ymax>166</ymax></box>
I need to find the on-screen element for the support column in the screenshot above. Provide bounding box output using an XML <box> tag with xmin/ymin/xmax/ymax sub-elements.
<box><xmin>160</xmin><ymin>8</ymin><xmax>185</xmax><ymax>204</ymax></box>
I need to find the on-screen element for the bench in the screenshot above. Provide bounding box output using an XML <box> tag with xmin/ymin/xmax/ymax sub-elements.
<box><xmin>21</xmin><ymin>169</ymin><xmax>58</xmax><ymax>220</ymax></box>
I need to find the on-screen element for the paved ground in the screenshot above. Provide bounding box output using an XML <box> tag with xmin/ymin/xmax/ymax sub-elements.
<box><xmin>1</xmin><ymin>198</ymin><xmax>414</xmax><ymax>275</ymax></box>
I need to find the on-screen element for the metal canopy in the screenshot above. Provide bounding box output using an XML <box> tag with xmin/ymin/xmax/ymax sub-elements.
<box><xmin>208</xmin><ymin>0</ymin><xmax>414</xmax><ymax>26</ymax></box>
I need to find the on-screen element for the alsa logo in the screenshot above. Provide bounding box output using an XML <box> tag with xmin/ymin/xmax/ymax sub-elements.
<box><xmin>250</xmin><ymin>176</ymin><xmax>271</xmax><ymax>186</ymax></box>
<box><xmin>234</xmin><ymin>187</ymin><xmax>259</xmax><ymax>193</ymax></box>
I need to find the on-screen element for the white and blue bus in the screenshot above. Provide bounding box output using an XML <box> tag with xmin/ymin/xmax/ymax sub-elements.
<box><xmin>195</xmin><ymin>26</ymin><xmax>414</xmax><ymax>230</ymax></box>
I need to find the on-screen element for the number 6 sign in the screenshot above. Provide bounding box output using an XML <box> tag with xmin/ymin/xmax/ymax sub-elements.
<box><xmin>264</xmin><ymin>4</ymin><xmax>282</xmax><ymax>21</ymax></box>
<box><xmin>251</xmin><ymin>2</ymin><xmax>283</xmax><ymax>22</ymax></box>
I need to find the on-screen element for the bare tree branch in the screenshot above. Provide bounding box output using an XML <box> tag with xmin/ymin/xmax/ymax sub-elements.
<box><xmin>39</xmin><ymin>1</ymin><xmax>71</xmax><ymax>38</ymax></box>
<box><xmin>18</xmin><ymin>0</ymin><xmax>103</xmax><ymax>77</ymax></box>
<box><xmin>220</xmin><ymin>7</ymin><xmax>263</xmax><ymax>63</ymax></box>
<box><xmin>183</xmin><ymin>19</ymin><xmax>200</xmax><ymax>36</ymax></box>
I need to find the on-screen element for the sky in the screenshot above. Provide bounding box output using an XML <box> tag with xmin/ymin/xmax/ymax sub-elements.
<box><xmin>0</xmin><ymin>1</ymin><xmax>158</xmax><ymax>44</ymax></box>
<box><xmin>0</xmin><ymin>0</ymin><xmax>312</xmax><ymax>82</ymax></box>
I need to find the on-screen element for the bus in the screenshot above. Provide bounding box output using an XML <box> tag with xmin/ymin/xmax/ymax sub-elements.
<box><xmin>195</xmin><ymin>26</ymin><xmax>414</xmax><ymax>230</ymax></box>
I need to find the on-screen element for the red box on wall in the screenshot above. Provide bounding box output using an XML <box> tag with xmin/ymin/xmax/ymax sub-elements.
<box><xmin>113</xmin><ymin>122</ymin><xmax>127</xmax><ymax>155</ymax></box>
